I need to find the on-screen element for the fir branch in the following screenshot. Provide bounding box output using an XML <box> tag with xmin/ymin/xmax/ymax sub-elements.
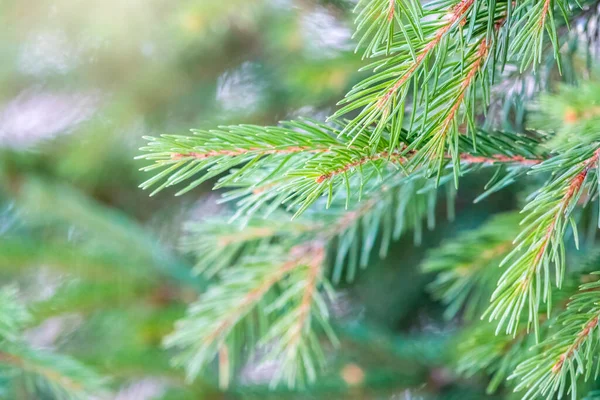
<box><xmin>353</xmin><ymin>0</ymin><xmax>423</xmax><ymax>57</ymax></box>
<box><xmin>377</xmin><ymin>0</ymin><xmax>478</xmax><ymax>107</ymax></box>
<box><xmin>140</xmin><ymin>118</ymin><xmax>542</xmax><ymax>220</ymax></box>
<box><xmin>0</xmin><ymin>286</ymin><xmax>106</xmax><ymax>399</ymax></box>
<box><xmin>486</xmin><ymin>146</ymin><xmax>600</xmax><ymax>337</ymax></box>
<box><xmin>314</xmin><ymin>149</ymin><xmax>404</xmax><ymax>184</ymax></box>
<box><xmin>333</xmin><ymin>0</ymin><xmax>486</xmax><ymax>151</ymax></box>
<box><xmin>511</xmin><ymin>277</ymin><xmax>600</xmax><ymax>400</ymax></box>
<box><xmin>0</xmin><ymin>346</ymin><xmax>106</xmax><ymax>400</ymax></box>
<box><xmin>258</xmin><ymin>242</ymin><xmax>335</xmax><ymax>388</ymax></box>
<box><xmin>181</xmin><ymin>214</ymin><xmax>316</xmax><ymax>277</ymax></box>
<box><xmin>163</xmin><ymin>241</ymin><xmax>335</xmax><ymax>387</ymax></box>
<box><xmin>407</xmin><ymin>36</ymin><xmax>498</xmax><ymax>180</ymax></box>
<box><xmin>137</xmin><ymin>119</ymin><xmax>341</xmax><ymax>197</ymax></box>
<box><xmin>509</xmin><ymin>0</ymin><xmax>568</xmax><ymax>71</ymax></box>
<box><xmin>457</xmin><ymin>321</ymin><xmax>540</xmax><ymax>395</ymax></box>
<box><xmin>456</xmin><ymin>253</ymin><xmax>599</xmax><ymax>396</ymax></box>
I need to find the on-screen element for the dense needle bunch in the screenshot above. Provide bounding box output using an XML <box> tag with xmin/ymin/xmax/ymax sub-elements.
<box><xmin>138</xmin><ymin>0</ymin><xmax>600</xmax><ymax>398</ymax></box>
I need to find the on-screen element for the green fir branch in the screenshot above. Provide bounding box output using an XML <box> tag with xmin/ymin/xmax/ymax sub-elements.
<box><xmin>511</xmin><ymin>276</ymin><xmax>600</xmax><ymax>400</ymax></box>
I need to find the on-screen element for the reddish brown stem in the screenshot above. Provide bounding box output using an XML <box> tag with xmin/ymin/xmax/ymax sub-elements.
<box><xmin>316</xmin><ymin>150</ymin><xmax>406</xmax><ymax>184</ymax></box>
<box><xmin>521</xmin><ymin>149</ymin><xmax>600</xmax><ymax>289</ymax></box>
<box><xmin>540</xmin><ymin>0</ymin><xmax>551</xmax><ymax>29</ymax></box>
<box><xmin>202</xmin><ymin>242</ymin><xmax>324</xmax><ymax>346</ymax></box>
<box><xmin>552</xmin><ymin>316</ymin><xmax>599</xmax><ymax>374</ymax></box>
<box><xmin>287</xmin><ymin>244</ymin><xmax>325</xmax><ymax>347</ymax></box>
<box><xmin>171</xmin><ymin>146</ymin><xmax>329</xmax><ymax>160</ymax></box>
<box><xmin>316</xmin><ymin>149</ymin><xmax>541</xmax><ymax>184</ymax></box>
<box><xmin>376</xmin><ymin>0</ymin><xmax>476</xmax><ymax>110</ymax></box>
<box><xmin>388</xmin><ymin>0</ymin><xmax>396</xmax><ymax>21</ymax></box>
<box><xmin>437</xmin><ymin>38</ymin><xmax>491</xmax><ymax>139</ymax></box>
<box><xmin>459</xmin><ymin>154</ymin><xmax>541</xmax><ymax>165</ymax></box>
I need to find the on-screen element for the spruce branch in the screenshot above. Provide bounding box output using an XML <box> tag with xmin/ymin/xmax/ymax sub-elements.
<box><xmin>134</xmin><ymin>0</ymin><xmax>600</xmax><ymax>394</ymax></box>
<box><xmin>0</xmin><ymin>287</ymin><xmax>106</xmax><ymax>399</ymax></box>
<box><xmin>333</xmin><ymin>0</ymin><xmax>511</xmax><ymax>178</ymax></box>
<box><xmin>353</xmin><ymin>0</ymin><xmax>423</xmax><ymax>58</ymax></box>
<box><xmin>333</xmin><ymin>0</ymin><xmax>478</xmax><ymax>146</ymax></box>
<box><xmin>258</xmin><ymin>242</ymin><xmax>336</xmax><ymax>388</ymax></box>
<box><xmin>163</xmin><ymin>241</ymin><xmax>335</xmax><ymax>387</ymax></box>
<box><xmin>511</xmin><ymin>277</ymin><xmax>600</xmax><ymax>400</ymax></box>
<box><xmin>486</xmin><ymin>145</ymin><xmax>600</xmax><ymax>337</ymax></box>
<box><xmin>509</xmin><ymin>0</ymin><xmax>567</xmax><ymax>71</ymax></box>
<box><xmin>457</xmin><ymin>321</ymin><xmax>541</xmax><ymax>395</ymax></box>
<box><xmin>405</xmin><ymin>34</ymin><xmax>500</xmax><ymax>181</ymax></box>
<box><xmin>0</xmin><ymin>345</ymin><xmax>107</xmax><ymax>400</ymax></box>
<box><xmin>181</xmin><ymin>214</ymin><xmax>316</xmax><ymax>277</ymax></box>
<box><xmin>140</xmin><ymin>118</ymin><xmax>543</xmax><ymax>222</ymax></box>
<box><xmin>137</xmin><ymin>120</ymin><xmax>340</xmax><ymax>197</ymax></box>
<box><xmin>181</xmin><ymin>127</ymin><xmax>540</xmax><ymax>288</ymax></box>
<box><xmin>456</xmin><ymin>252</ymin><xmax>599</xmax><ymax>396</ymax></box>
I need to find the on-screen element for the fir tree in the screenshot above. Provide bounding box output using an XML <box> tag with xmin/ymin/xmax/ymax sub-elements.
<box><xmin>134</xmin><ymin>0</ymin><xmax>600</xmax><ymax>398</ymax></box>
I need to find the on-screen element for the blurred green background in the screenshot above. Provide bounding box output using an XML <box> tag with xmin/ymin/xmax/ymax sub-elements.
<box><xmin>0</xmin><ymin>1</ymin><xmax>518</xmax><ymax>398</ymax></box>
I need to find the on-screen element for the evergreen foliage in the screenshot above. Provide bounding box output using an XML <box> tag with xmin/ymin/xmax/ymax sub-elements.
<box><xmin>0</xmin><ymin>287</ymin><xmax>106</xmax><ymax>399</ymax></box>
<box><xmin>134</xmin><ymin>0</ymin><xmax>600</xmax><ymax>398</ymax></box>
<box><xmin>7</xmin><ymin>0</ymin><xmax>600</xmax><ymax>398</ymax></box>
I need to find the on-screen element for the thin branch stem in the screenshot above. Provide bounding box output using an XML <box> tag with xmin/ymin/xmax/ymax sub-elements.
<box><xmin>287</xmin><ymin>244</ymin><xmax>325</xmax><ymax>348</ymax></box>
<box><xmin>0</xmin><ymin>351</ymin><xmax>84</xmax><ymax>393</ymax></box>
<box><xmin>202</xmin><ymin>243</ymin><xmax>324</xmax><ymax>347</ymax></box>
<box><xmin>376</xmin><ymin>0</ymin><xmax>476</xmax><ymax>109</ymax></box>
<box><xmin>316</xmin><ymin>149</ymin><xmax>542</xmax><ymax>184</ymax></box>
<box><xmin>522</xmin><ymin>149</ymin><xmax>600</xmax><ymax>290</ymax></box>
<box><xmin>172</xmin><ymin>146</ymin><xmax>330</xmax><ymax>160</ymax></box>
<box><xmin>552</xmin><ymin>315</ymin><xmax>599</xmax><ymax>374</ymax></box>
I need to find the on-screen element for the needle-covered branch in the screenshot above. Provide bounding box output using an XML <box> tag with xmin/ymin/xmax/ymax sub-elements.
<box><xmin>333</xmin><ymin>0</ymin><xmax>511</xmax><ymax>174</ymax></box>
<box><xmin>486</xmin><ymin>146</ymin><xmax>600</xmax><ymax>337</ymax></box>
<box><xmin>134</xmin><ymin>0</ymin><xmax>600</xmax><ymax>394</ymax></box>
<box><xmin>0</xmin><ymin>287</ymin><xmax>106</xmax><ymax>400</ymax></box>
<box><xmin>511</xmin><ymin>277</ymin><xmax>600</xmax><ymax>400</ymax></box>
<box><xmin>163</xmin><ymin>242</ymin><xmax>335</xmax><ymax>388</ymax></box>
<box><xmin>139</xmin><ymin>118</ymin><xmax>543</xmax><ymax>220</ymax></box>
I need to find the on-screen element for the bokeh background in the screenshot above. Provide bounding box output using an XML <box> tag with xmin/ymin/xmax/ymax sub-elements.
<box><xmin>0</xmin><ymin>1</ymin><xmax>519</xmax><ymax>398</ymax></box>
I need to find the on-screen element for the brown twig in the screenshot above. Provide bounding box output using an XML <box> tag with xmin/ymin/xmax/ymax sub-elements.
<box><xmin>376</xmin><ymin>0</ymin><xmax>476</xmax><ymax>110</ymax></box>
<box><xmin>521</xmin><ymin>149</ymin><xmax>600</xmax><ymax>290</ymax></box>
<box><xmin>287</xmin><ymin>243</ymin><xmax>325</xmax><ymax>348</ymax></box>
<box><xmin>202</xmin><ymin>242</ymin><xmax>324</xmax><ymax>346</ymax></box>
<box><xmin>387</xmin><ymin>0</ymin><xmax>396</xmax><ymax>21</ymax></box>
<box><xmin>171</xmin><ymin>146</ymin><xmax>330</xmax><ymax>160</ymax></box>
<box><xmin>315</xmin><ymin>149</ymin><xmax>542</xmax><ymax>184</ymax></box>
<box><xmin>552</xmin><ymin>316</ymin><xmax>599</xmax><ymax>374</ymax></box>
